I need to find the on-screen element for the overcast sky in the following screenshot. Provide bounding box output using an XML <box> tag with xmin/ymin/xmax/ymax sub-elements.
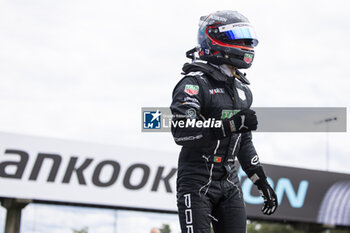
<box><xmin>0</xmin><ymin>0</ymin><xmax>349</xmax><ymax>232</ymax></box>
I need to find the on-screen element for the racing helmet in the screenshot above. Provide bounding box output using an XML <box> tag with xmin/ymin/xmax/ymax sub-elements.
<box><xmin>198</xmin><ymin>10</ymin><xmax>258</xmax><ymax>69</ymax></box>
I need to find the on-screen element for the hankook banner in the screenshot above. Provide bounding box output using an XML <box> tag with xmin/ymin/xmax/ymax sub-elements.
<box><xmin>0</xmin><ymin>132</ymin><xmax>349</xmax><ymax>227</ymax></box>
<box><xmin>0</xmin><ymin>132</ymin><xmax>178</xmax><ymax>213</ymax></box>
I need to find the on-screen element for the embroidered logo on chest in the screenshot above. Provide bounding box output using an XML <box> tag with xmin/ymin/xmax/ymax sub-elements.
<box><xmin>221</xmin><ymin>109</ymin><xmax>240</xmax><ymax>119</ymax></box>
<box><xmin>209</xmin><ymin>88</ymin><xmax>225</xmax><ymax>95</ymax></box>
<box><xmin>237</xmin><ymin>88</ymin><xmax>246</xmax><ymax>101</ymax></box>
<box><xmin>184</xmin><ymin>85</ymin><xmax>199</xmax><ymax>96</ymax></box>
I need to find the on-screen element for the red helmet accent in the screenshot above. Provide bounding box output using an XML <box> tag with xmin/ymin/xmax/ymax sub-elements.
<box><xmin>205</xmin><ymin>26</ymin><xmax>254</xmax><ymax>51</ymax></box>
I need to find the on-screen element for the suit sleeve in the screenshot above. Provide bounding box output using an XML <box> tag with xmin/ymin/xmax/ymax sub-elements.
<box><xmin>236</xmin><ymin>131</ymin><xmax>262</xmax><ymax>177</ymax></box>
<box><xmin>236</xmin><ymin>85</ymin><xmax>262</xmax><ymax>177</ymax></box>
<box><xmin>170</xmin><ymin>75</ymin><xmax>215</xmax><ymax>147</ymax></box>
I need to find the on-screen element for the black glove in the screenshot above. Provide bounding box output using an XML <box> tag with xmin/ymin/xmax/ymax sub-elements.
<box><xmin>248</xmin><ymin>166</ymin><xmax>278</xmax><ymax>215</ymax></box>
<box><xmin>214</xmin><ymin>109</ymin><xmax>257</xmax><ymax>138</ymax></box>
<box><xmin>230</xmin><ymin>109</ymin><xmax>257</xmax><ymax>132</ymax></box>
<box><xmin>255</xmin><ymin>179</ymin><xmax>278</xmax><ymax>215</ymax></box>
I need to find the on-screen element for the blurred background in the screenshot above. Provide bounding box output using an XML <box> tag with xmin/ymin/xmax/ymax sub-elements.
<box><xmin>0</xmin><ymin>0</ymin><xmax>349</xmax><ymax>232</ymax></box>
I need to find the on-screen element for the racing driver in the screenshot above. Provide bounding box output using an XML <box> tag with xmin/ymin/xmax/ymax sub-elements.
<box><xmin>170</xmin><ymin>10</ymin><xmax>278</xmax><ymax>233</ymax></box>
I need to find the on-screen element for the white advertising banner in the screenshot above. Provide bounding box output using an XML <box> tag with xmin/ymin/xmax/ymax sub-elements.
<box><xmin>2</xmin><ymin>131</ymin><xmax>350</xmax><ymax>227</ymax></box>
<box><xmin>0</xmin><ymin>132</ymin><xmax>178</xmax><ymax>212</ymax></box>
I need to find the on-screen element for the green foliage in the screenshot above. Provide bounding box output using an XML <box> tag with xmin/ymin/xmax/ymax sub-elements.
<box><xmin>160</xmin><ymin>224</ymin><xmax>171</xmax><ymax>233</ymax></box>
<box><xmin>247</xmin><ymin>221</ymin><xmax>304</xmax><ymax>233</ymax></box>
<box><xmin>327</xmin><ymin>230</ymin><xmax>350</xmax><ymax>233</ymax></box>
<box><xmin>246</xmin><ymin>221</ymin><xmax>350</xmax><ymax>233</ymax></box>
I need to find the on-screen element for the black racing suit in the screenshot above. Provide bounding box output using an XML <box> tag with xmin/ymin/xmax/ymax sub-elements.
<box><xmin>170</xmin><ymin>62</ymin><xmax>263</xmax><ymax>233</ymax></box>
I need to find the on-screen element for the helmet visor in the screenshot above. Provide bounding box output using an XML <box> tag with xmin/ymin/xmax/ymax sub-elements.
<box><xmin>211</xmin><ymin>23</ymin><xmax>258</xmax><ymax>47</ymax></box>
